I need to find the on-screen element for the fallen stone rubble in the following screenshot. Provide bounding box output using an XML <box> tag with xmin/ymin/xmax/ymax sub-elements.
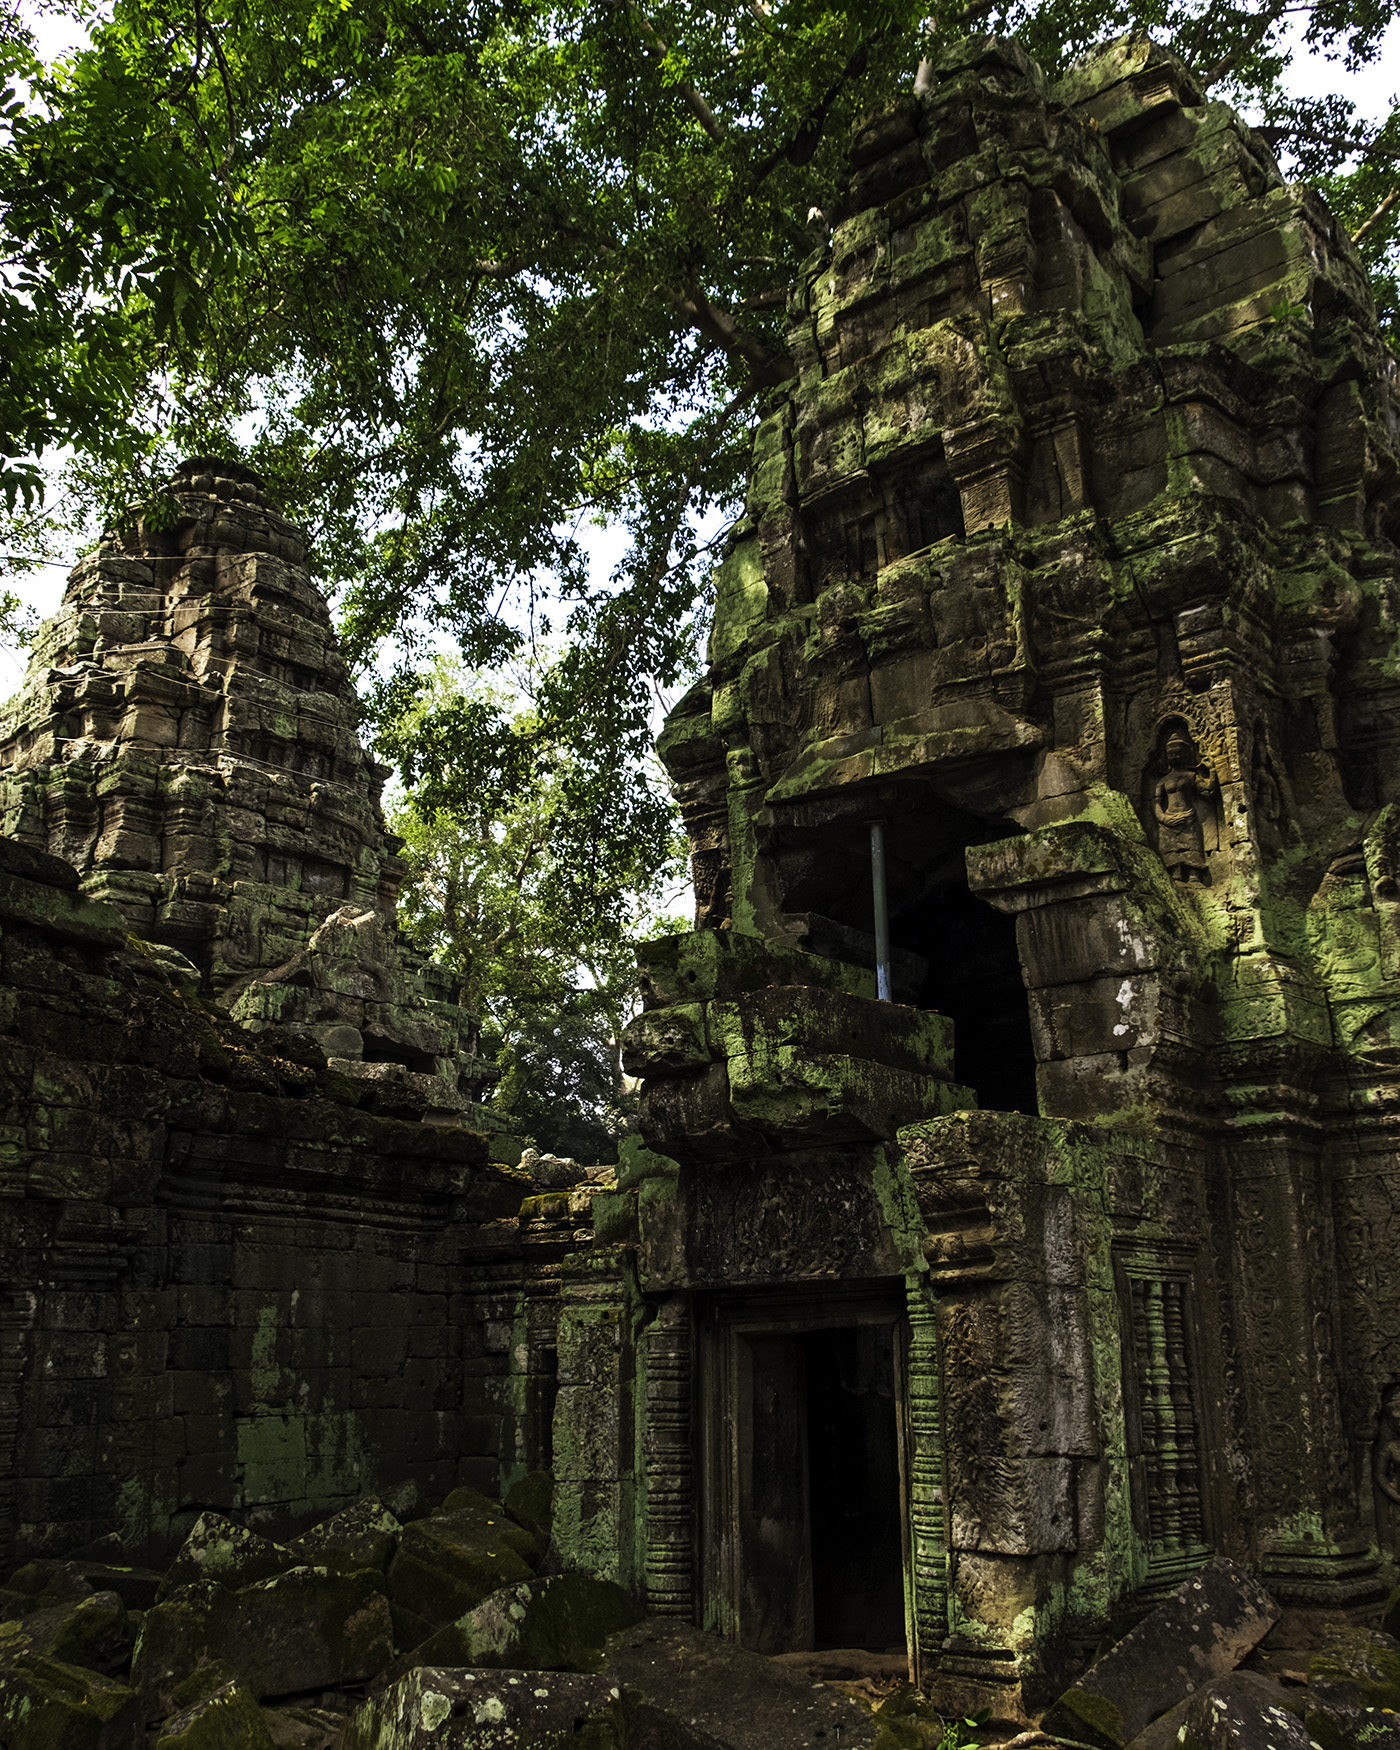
<box><xmin>1</xmin><ymin>1495</ymin><xmax>1397</xmax><ymax>1749</ymax></box>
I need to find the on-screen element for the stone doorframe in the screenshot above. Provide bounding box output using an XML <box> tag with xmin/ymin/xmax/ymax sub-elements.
<box><xmin>695</xmin><ymin>1283</ymin><xmax>915</xmax><ymax>1666</ymax></box>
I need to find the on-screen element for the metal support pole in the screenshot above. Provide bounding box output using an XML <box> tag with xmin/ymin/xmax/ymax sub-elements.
<box><xmin>870</xmin><ymin>819</ymin><xmax>892</xmax><ymax>1002</ymax></box>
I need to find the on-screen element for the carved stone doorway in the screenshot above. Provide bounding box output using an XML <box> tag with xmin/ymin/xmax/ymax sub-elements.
<box><xmin>701</xmin><ymin>1291</ymin><xmax>910</xmax><ymax>1659</ymax></box>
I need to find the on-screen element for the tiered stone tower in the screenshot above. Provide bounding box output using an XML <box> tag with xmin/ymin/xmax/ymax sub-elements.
<box><xmin>545</xmin><ymin>32</ymin><xmax>1400</xmax><ymax>1720</ymax></box>
<box><xmin>0</xmin><ymin>458</ymin><xmax>485</xmax><ymax>1114</ymax></box>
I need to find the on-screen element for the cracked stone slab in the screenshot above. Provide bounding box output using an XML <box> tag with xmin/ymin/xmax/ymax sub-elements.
<box><xmin>602</xmin><ymin>1619</ymin><xmax>881</xmax><ymax>1750</ymax></box>
<box><xmin>1043</xmin><ymin>1558</ymin><xmax>1280</xmax><ymax>1747</ymax></box>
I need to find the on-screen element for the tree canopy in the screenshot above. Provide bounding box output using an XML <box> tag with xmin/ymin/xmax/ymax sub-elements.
<box><xmin>382</xmin><ymin>658</ymin><xmax>687</xmax><ymax>1157</ymax></box>
<box><xmin>3</xmin><ymin>0</ymin><xmax>1398</xmax><ymax>794</ymax></box>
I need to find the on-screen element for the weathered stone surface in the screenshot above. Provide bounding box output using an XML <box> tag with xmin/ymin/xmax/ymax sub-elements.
<box><xmin>0</xmin><ymin>841</ymin><xmax>540</xmax><ymax>1573</ymax></box>
<box><xmin>434</xmin><ymin>1489</ymin><xmax>511</xmax><ymax>1522</ymax></box>
<box><xmin>1173</xmin><ymin>1672</ymin><xmax>1315</xmax><ymax>1750</ymax></box>
<box><xmin>6</xmin><ymin>15</ymin><xmax>1400</xmax><ymax>1734</ymax></box>
<box><xmin>0</xmin><ymin>456</ymin><xmax>493</xmax><ymax>1120</ymax></box>
<box><xmin>155</xmin><ymin>1678</ymin><xmax>275</xmax><ymax>1749</ymax></box>
<box><xmin>73</xmin><ymin>1561</ymin><xmax>166</xmax><ymax>1611</ymax></box>
<box><xmin>262</xmin><ymin>1704</ymin><xmax>349</xmax><ymax>1749</ymax></box>
<box><xmin>601</xmin><ymin>1620</ymin><xmax>882</xmax><ymax>1749</ymax></box>
<box><xmin>1302</xmin><ymin>1689</ymin><xmax>1400</xmax><ymax>1750</ymax></box>
<box><xmin>0</xmin><ymin>1649</ymin><xmax>142</xmax><ymax>1748</ymax></box>
<box><xmin>0</xmin><ymin>1588</ymin><xmax>133</xmax><ymax>1674</ymax></box>
<box><xmin>1307</xmin><ymin>1626</ymin><xmax>1400</xmax><ymax>1713</ymax></box>
<box><xmin>0</xmin><ymin>1559</ymin><xmax>95</xmax><ymax>1617</ymax></box>
<box><xmin>343</xmin><ymin>1667</ymin><xmax>727</xmax><ymax>1750</ymax></box>
<box><xmin>1042</xmin><ymin>1558</ymin><xmax>1279</xmax><ymax>1745</ymax></box>
<box><xmin>223</xmin><ymin>1565</ymin><xmax>394</xmax><ymax>1700</ymax></box>
<box><xmin>502</xmin><ymin>1472</ymin><xmax>554</xmax><ymax>1544</ymax></box>
<box><xmin>133</xmin><ymin>1567</ymin><xmax>393</xmax><ymax>1716</ymax></box>
<box><xmin>389</xmin><ymin>1574</ymin><xmax>643</xmax><ymax>1681</ymax></box>
<box><xmin>131</xmin><ymin>1584</ymin><xmax>233</xmax><ymax>1718</ymax></box>
<box><xmin>386</xmin><ymin>1513</ymin><xmax>540</xmax><ymax>1631</ymax></box>
<box><xmin>162</xmin><ymin>1513</ymin><xmax>299</xmax><ymax>1596</ymax></box>
<box><xmin>588</xmin><ymin>19</ymin><xmax>1400</xmax><ymax>1721</ymax></box>
<box><xmin>287</xmin><ymin>1498</ymin><xmax>401</xmax><ymax>1575</ymax></box>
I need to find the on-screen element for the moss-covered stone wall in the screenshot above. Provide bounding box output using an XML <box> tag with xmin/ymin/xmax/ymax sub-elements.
<box><xmin>603</xmin><ymin>28</ymin><xmax>1400</xmax><ymax>1721</ymax></box>
<box><xmin>0</xmin><ymin>836</ymin><xmax>553</xmax><ymax>1571</ymax></box>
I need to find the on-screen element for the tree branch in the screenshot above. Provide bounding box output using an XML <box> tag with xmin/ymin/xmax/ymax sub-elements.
<box><xmin>736</xmin><ymin>286</ymin><xmax>787</xmax><ymax>312</ymax></box>
<box><xmin>1197</xmin><ymin>0</ymin><xmax>1290</xmax><ymax>87</ymax></box>
<box><xmin>667</xmin><ymin>283</ymin><xmax>795</xmax><ymax>387</ymax></box>
<box><xmin>1354</xmin><ymin>189</ymin><xmax>1399</xmax><ymax>247</ymax></box>
<box><xmin>624</xmin><ymin>1</ymin><xmax>725</xmax><ymax>146</ymax></box>
<box><xmin>751</xmin><ymin>34</ymin><xmax>878</xmax><ymax>183</ymax></box>
<box><xmin>1252</xmin><ymin>123</ymin><xmax>1400</xmax><ymax>163</ymax></box>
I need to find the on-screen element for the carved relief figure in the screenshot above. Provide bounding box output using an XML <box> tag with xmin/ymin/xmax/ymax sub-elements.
<box><xmin>1153</xmin><ymin>724</ymin><xmax>1218</xmax><ymax>884</ymax></box>
<box><xmin>1374</xmin><ymin>1384</ymin><xmax>1400</xmax><ymax>1506</ymax></box>
<box><xmin>1250</xmin><ymin>719</ymin><xmax>1284</xmax><ymax>829</ymax></box>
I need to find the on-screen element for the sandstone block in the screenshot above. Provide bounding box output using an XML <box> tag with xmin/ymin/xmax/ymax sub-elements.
<box><xmin>1043</xmin><ymin>1557</ymin><xmax>1280</xmax><ymax>1746</ymax></box>
<box><xmin>1302</xmin><ymin>1690</ymin><xmax>1400</xmax><ymax>1750</ymax></box>
<box><xmin>342</xmin><ymin>1667</ymin><xmax>724</xmax><ymax>1750</ymax></box>
<box><xmin>1307</xmin><ymin>1626</ymin><xmax>1400</xmax><ymax>1714</ymax></box>
<box><xmin>130</xmin><ymin>1582</ymin><xmax>228</xmax><ymax>1719</ymax></box>
<box><xmin>502</xmin><ymin>1471</ymin><xmax>554</xmax><ymax>1544</ymax></box>
<box><xmin>155</xmin><ymin>1678</ymin><xmax>275</xmax><ymax>1749</ymax></box>
<box><xmin>134</xmin><ymin>1568</ymin><xmax>394</xmax><ymax>1716</ymax></box>
<box><xmin>386</xmin><ymin>1512</ymin><xmax>540</xmax><ymax>1631</ymax></box>
<box><xmin>0</xmin><ymin>1588</ymin><xmax>133</xmax><ymax>1674</ymax></box>
<box><xmin>161</xmin><ymin>1512</ymin><xmax>300</xmax><ymax>1597</ymax></box>
<box><xmin>386</xmin><ymin>1573</ymin><xmax>643</xmax><ymax>1683</ymax></box>
<box><xmin>0</xmin><ymin>1649</ymin><xmax>142</xmax><ymax>1748</ymax></box>
<box><xmin>223</xmin><ymin>1565</ymin><xmax>393</xmax><ymax>1699</ymax></box>
<box><xmin>1172</xmin><ymin>1671</ymin><xmax>1314</xmax><ymax>1750</ymax></box>
<box><xmin>287</xmin><ymin>1497</ymin><xmax>402</xmax><ymax>1574</ymax></box>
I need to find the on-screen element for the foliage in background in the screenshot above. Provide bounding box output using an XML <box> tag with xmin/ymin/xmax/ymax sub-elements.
<box><xmin>382</xmin><ymin>658</ymin><xmax>688</xmax><ymax>1159</ymax></box>
<box><xmin>0</xmin><ymin>0</ymin><xmax>249</xmax><ymax>509</ymax></box>
<box><xmin>7</xmin><ymin>0</ymin><xmax>1394</xmax><ymax>757</ymax></box>
<box><xmin>1</xmin><ymin>0</ymin><xmax>1396</xmax><ymax>1113</ymax></box>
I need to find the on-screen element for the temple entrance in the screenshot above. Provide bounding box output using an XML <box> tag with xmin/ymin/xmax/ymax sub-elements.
<box><xmin>704</xmin><ymin>1296</ymin><xmax>909</xmax><ymax>1657</ymax></box>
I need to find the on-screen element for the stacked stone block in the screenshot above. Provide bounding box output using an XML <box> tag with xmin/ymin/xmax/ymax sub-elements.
<box><xmin>596</xmin><ymin>30</ymin><xmax>1400</xmax><ymax>1718</ymax></box>
<box><xmin>0</xmin><ymin>835</ymin><xmax>575</xmax><ymax>1570</ymax></box>
<box><xmin>0</xmin><ymin>458</ymin><xmax>489</xmax><ymax>1117</ymax></box>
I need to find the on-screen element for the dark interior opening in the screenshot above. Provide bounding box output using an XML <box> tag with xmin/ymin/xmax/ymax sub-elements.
<box><xmin>891</xmin><ymin>879</ymin><xmax>1038</xmax><ymax>1114</ymax></box>
<box><xmin>739</xmin><ymin>1322</ymin><xmax>905</xmax><ymax>1654</ymax></box>
<box><xmin>360</xmin><ymin>1035</ymin><xmax>438</xmax><ymax>1074</ymax></box>
<box><xmin>530</xmin><ymin>1342</ymin><xmax>558</xmax><ymax>1473</ymax></box>
<box><xmin>805</xmin><ymin>1326</ymin><xmax>905</xmax><ymax>1650</ymax></box>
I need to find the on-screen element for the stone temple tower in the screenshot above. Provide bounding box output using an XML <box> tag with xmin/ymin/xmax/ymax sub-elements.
<box><xmin>542</xmin><ymin>31</ymin><xmax>1400</xmax><ymax>1722</ymax></box>
<box><xmin>0</xmin><ymin>458</ymin><xmax>486</xmax><ymax>1117</ymax></box>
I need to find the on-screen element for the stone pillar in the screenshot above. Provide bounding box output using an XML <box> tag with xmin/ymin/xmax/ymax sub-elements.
<box><xmin>904</xmin><ymin>1112</ymin><xmax>1106</xmax><ymax>1717</ymax></box>
<box><xmin>904</xmin><ymin>1276</ymin><xmax>949</xmax><ymax>1681</ymax></box>
<box><xmin>968</xmin><ymin>819</ymin><xmax>1211</xmax><ymax>1126</ymax></box>
<box><xmin>551</xmin><ymin>1246</ymin><xmax>642</xmax><ymax>1589</ymax></box>
<box><xmin>1227</xmin><ymin>1118</ymin><xmax>1375</xmax><ymax>1602</ymax></box>
<box><xmin>640</xmin><ymin>1294</ymin><xmax>695</xmax><ymax>1617</ymax></box>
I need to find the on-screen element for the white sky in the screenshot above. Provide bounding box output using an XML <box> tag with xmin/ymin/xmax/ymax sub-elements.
<box><xmin>1</xmin><ymin>7</ymin><xmax>1397</xmax><ymax>694</ymax></box>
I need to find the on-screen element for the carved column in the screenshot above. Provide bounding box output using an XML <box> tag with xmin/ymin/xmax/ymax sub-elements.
<box><xmin>905</xmin><ymin>1277</ymin><xmax>949</xmax><ymax>1677</ymax></box>
<box><xmin>641</xmin><ymin>1294</ymin><xmax>695</xmax><ymax>1617</ymax></box>
<box><xmin>552</xmin><ymin>1245</ymin><xmax>641</xmax><ymax>1587</ymax></box>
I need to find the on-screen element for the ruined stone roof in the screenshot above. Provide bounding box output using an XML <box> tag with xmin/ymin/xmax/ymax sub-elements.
<box><xmin>0</xmin><ymin>458</ymin><xmax>491</xmax><ymax>1116</ymax></box>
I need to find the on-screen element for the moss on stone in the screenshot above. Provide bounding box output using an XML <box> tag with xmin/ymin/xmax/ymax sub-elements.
<box><xmin>154</xmin><ymin>1679</ymin><xmax>273</xmax><ymax>1750</ymax></box>
<box><xmin>385</xmin><ymin>1512</ymin><xmax>539</xmax><ymax>1630</ymax></box>
<box><xmin>504</xmin><ymin>1471</ymin><xmax>554</xmax><ymax>1543</ymax></box>
<box><xmin>0</xmin><ymin>1650</ymin><xmax>141</xmax><ymax>1749</ymax></box>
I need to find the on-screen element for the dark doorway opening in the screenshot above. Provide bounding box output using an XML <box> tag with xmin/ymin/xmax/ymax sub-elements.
<box><xmin>806</xmin><ymin>1326</ymin><xmax>905</xmax><ymax>1650</ymax></box>
<box><xmin>736</xmin><ymin>1323</ymin><xmax>906</xmax><ymax>1653</ymax></box>
<box><xmin>891</xmin><ymin>880</ymin><xmax>1038</xmax><ymax>1114</ymax></box>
